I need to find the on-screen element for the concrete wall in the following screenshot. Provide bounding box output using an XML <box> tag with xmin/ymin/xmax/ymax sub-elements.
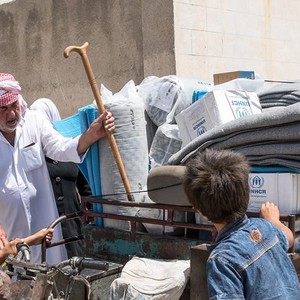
<box><xmin>2</xmin><ymin>0</ymin><xmax>300</xmax><ymax>116</ymax></box>
<box><xmin>174</xmin><ymin>0</ymin><xmax>300</xmax><ymax>83</ymax></box>
<box><xmin>0</xmin><ymin>0</ymin><xmax>175</xmax><ymax>117</ymax></box>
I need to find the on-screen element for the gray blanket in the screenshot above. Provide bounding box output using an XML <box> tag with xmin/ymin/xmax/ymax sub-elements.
<box><xmin>169</xmin><ymin>102</ymin><xmax>300</xmax><ymax>168</ymax></box>
<box><xmin>258</xmin><ymin>83</ymin><xmax>300</xmax><ymax>108</ymax></box>
<box><xmin>258</xmin><ymin>82</ymin><xmax>300</xmax><ymax>96</ymax></box>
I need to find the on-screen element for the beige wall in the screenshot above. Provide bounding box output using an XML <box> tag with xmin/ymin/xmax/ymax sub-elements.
<box><xmin>0</xmin><ymin>0</ymin><xmax>175</xmax><ymax>117</ymax></box>
<box><xmin>2</xmin><ymin>0</ymin><xmax>300</xmax><ymax>116</ymax></box>
<box><xmin>174</xmin><ymin>0</ymin><xmax>300</xmax><ymax>83</ymax></box>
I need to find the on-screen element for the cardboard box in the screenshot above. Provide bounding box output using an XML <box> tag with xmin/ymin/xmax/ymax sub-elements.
<box><xmin>248</xmin><ymin>173</ymin><xmax>300</xmax><ymax>215</ymax></box>
<box><xmin>175</xmin><ymin>90</ymin><xmax>262</xmax><ymax>145</ymax></box>
<box><xmin>214</xmin><ymin>71</ymin><xmax>255</xmax><ymax>85</ymax></box>
<box><xmin>195</xmin><ymin>173</ymin><xmax>300</xmax><ymax>226</ymax></box>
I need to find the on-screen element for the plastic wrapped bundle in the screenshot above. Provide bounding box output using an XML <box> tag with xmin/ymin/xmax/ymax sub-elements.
<box><xmin>137</xmin><ymin>75</ymin><xmax>212</xmax><ymax>126</ymax></box>
<box><xmin>144</xmin><ymin>110</ymin><xmax>158</xmax><ymax>152</ymax></box>
<box><xmin>98</xmin><ymin>80</ymin><xmax>149</xmax><ymax>230</ymax></box>
<box><xmin>149</xmin><ymin>123</ymin><xmax>182</xmax><ymax>169</ymax></box>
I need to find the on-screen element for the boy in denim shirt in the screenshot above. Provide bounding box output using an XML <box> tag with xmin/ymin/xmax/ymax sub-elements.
<box><xmin>183</xmin><ymin>149</ymin><xmax>300</xmax><ymax>299</ymax></box>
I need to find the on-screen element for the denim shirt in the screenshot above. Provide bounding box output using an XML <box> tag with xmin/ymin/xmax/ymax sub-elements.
<box><xmin>206</xmin><ymin>215</ymin><xmax>300</xmax><ymax>299</ymax></box>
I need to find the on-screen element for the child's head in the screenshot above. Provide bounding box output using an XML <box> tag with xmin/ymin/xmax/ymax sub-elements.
<box><xmin>183</xmin><ymin>149</ymin><xmax>250</xmax><ymax>224</ymax></box>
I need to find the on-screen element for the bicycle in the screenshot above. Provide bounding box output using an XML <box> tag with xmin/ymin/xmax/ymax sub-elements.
<box><xmin>2</xmin><ymin>212</ymin><xmax>112</xmax><ymax>300</ymax></box>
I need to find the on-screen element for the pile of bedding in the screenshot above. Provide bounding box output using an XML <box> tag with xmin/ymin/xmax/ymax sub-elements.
<box><xmin>168</xmin><ymin>101</ymin><xmax>300</xmax><ymax>172</ymax></box>
<box><xmin>258</xmin><ymin>82</ymin><xmax>300</xmax><ymax>109</ymax></box>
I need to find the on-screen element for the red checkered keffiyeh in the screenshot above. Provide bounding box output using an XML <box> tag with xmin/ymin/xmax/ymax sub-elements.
<box><xmin>0</xmin><ymin>73</ymin><xmax>20</xmax><ymax>107</ymax></box>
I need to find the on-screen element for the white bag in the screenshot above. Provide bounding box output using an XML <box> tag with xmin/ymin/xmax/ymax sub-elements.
<box><xmin>110</xmin><ymin>257</ymin><xmax>190</xmax><ymax>300</ymax></box>
<box><xmin>137</xmin><ymin>75</ymin><xmax>212</xmax><ymax>126</ymax></box>
<box><xmin>98</xmin><ymin>80</ymin><xmax>149</xmax><ymax>230</ymax></box>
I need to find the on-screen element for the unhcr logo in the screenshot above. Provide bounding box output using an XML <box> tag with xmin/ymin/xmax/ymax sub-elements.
<box><xmin>235</xmin><ymin>107</ymin><xmax>250</xmax><ymax>118</ymax></box>
<box><xmin>249</xmin><ymin>175</ymin><xmax>266</xmax><ymax>195</ymax></box>
<box><xmin>249</xmin><ymin>176</ymin><xmax>264</xmax><ymax>188</ymax></box>
<box><xmin>197</xmin><ymin>126</ymin><xmax>207</xmax><ymax>136</ymax></box>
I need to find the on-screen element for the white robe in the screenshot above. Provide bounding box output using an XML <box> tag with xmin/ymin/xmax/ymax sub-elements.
<box><xmin>0</xmin><ymin>109</ymin><xmax>84</xmax><ymax>265</ymax></box>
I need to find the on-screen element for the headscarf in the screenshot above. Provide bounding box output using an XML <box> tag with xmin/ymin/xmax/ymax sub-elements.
<box><xmin>30</xmin><ymin>98</ymin><xmax>61</xmax><ymax>123</ymax></box>
<box><xmin>0</xmin><ymin>73</ymin><xmax>20</xmax><ymax>106</ymax></box>
<box><xmin>0</xmin><ymin>73</ymin><xmax>28</xmax><ymax>114</ymax></box>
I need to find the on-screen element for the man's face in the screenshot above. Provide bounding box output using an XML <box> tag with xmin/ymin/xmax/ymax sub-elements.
<box><xmin>0</xmin><ymin>100</ymin><xmax>21</xmax><ymax>133</ymax></box>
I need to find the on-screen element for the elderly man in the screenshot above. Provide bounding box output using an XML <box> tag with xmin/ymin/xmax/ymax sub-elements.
<box><xmin>0</xmin><ymin>73</ymin><xmax>114</xmax><ymax>264</ymax></box>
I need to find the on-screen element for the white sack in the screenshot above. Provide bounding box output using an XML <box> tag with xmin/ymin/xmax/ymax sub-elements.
<box><xmin>110</xmin><ymin>257</ymin><xmax>190</xmax><ymax>300</ymax></box>
<box><xmin>137</xmin><ymin>75</ymin><xmax>212</xmax><ymax>126</ymax></box>
<box><xmin>98</xmin><ymin>80</ymin><xmax>149</xmax><ymax>230</ymax></box>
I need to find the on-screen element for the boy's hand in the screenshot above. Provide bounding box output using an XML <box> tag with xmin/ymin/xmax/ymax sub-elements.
<box><xmin>44</xmin><ymin>228</ymin><xmax>54</xmax><ymax>243</ymax></box>
<box><xmin>0</xmin><ymin>238</ymin><xmax>23</xmax><ymax>258</ymax></box>
<box><xmin>9</xmin><ymin>239</ymin><xmax>24</xmax><ymax>255</ymax></box>
<box><xmin>260</xmin><ymin>201</ymin><xmax>294</xmax><ymax>248</ymax></box>
<box><xmin>36</xmin><ymin>228</ymin><xmax>54</xmax><ymax>244</ymax></box>
<box><xmin>259</xmin><ymin>201</ymin><xmax>280</xmax><ymax>222</ymax></box>
<box><xmin>24</xmin><ymin>228</ymin><xmax>54</xmax><ymax>246</ymax></box>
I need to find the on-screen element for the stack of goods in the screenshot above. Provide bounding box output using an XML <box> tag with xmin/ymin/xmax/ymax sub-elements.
<box><xmin>258</xmin><ymin>82</ymin><xmax>300</xmax><ymax>109</ymax></box>
<box><xmin>137</xmin><ymin>75</ymin><xmax>212</xmax><ymax>169</ymax></box>
<box><xmin>55</xmin><ymin>80</ymin><xmax>149</xmax><ymax>230</ymax></box>
<box><xmin>169</xmin><ymin>102</ymin><xmax>300</xmax><ymax>215</ymax></box>
<box><xmin>169</xmin><ymin>101</ymin><xmax>300</xmax><ymax>171</ymax></box>
<box><xmin>136</xmin><ymin>76</ymin><xmax>212</xmax><ymax>234</ymax></box>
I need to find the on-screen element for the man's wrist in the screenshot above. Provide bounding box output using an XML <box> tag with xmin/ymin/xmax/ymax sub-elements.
<box><xmin>78</xmin><ymin>133</ymin><xmax>92</xmax><ymax>155</ymax></box>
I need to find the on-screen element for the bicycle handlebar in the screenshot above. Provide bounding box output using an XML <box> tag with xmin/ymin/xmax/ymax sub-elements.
<box><xmin>5</xmin><ymin>255</ymin><xmax>110</xmax><ymax>277</ymax></box>
<box><xmin>16</xmin><ymin>243</ymin><xmax>31</xmax><ymax>262</ymax></box>
<box><xmin>41</xmin><ymin>211</ymin><xmax>83</xmax><ymax>263</ymax></box>
<box><xmin>68</xmin><ymin>257</ymin><xmax>109</xmax><ymax>271</ymax></box>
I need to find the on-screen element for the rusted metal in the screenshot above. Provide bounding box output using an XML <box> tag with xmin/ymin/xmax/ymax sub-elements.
<box><xmin>81</xmin><ymin>196</ymin><xmax>217</xmax><ymax>264</ymax></box>
<box><xmin>31</xmin><ymin>273</ymin><xmax>53</xmax><ymax>300</ymax></box>
<box><xmin>83</xmin><ymin>225</ymin><xmax>202</xmax><ymax>265</ymax></box>
<box><xmin>81</xmin><ymin>197</ymin><xmax>300</xmax><ymax>262</ymax></box>
<box><xmin>190</xmin><ymin>244</ymin><xmax>210</xmax><ymax>300</ymax></box>
<box><xmin>81</xmin><ymin>196</ymin><xmax>218</xmax><ymax>239</ymax></box>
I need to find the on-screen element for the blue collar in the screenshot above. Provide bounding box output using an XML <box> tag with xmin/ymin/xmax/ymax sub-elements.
<box><xmin>208</xmin><ymin>214</ymin><xmax>249</xmax><ymax>252</ymax></box>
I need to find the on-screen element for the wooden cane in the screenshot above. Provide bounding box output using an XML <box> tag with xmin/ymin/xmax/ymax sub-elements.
<box><xmin>64</xmin><ymin>42</ymin><xmax>134</xmax><ymax>201</ymax></box>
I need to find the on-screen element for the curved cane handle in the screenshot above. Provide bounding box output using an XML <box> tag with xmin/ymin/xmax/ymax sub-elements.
<box><xmin>64</xmin><ymin>42</ymin><xmax>89</xmax><ymax>58</ymax></box>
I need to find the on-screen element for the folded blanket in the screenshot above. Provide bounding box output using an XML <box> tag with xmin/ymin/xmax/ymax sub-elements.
<box><xmin>203</xmin><ymin>122</ymin><xmax>300</xmax><ymax>151</ymax></box>
<box><xmin>258</xmin><ymin>83</ymin><xmax>300</xmax><ymax>109</ymax></box>
<box><xmin>249</xmin><ymin>158</ymin><xmax>300</xmax><ymax>170</ymax></box>
<box><xmin>260</xmin><ymin>91</ymin><xmax>300</xmax><ymax>101</ymax></box>
<box><xmin>169</xmin><ymin>102</ymin><xmax>300</xmax><ymax>166</ymax></box>
<box><xmin>231</xmin><ymin>142</ymin><xmax>300</xmax><ymax>156</ymax></box>
<box><xmin>257</xmin><ymin>82</ymin><xmax>300</xmax><ymax>96</ymax></box>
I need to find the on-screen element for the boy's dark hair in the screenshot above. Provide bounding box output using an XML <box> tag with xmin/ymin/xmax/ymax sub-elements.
<box><xmin>183</xmin><ymin>149</ymin><xmax>250</xmax><ymax>224</ymax></box>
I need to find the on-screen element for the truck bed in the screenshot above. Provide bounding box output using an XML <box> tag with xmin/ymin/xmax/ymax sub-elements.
<box><xmin>81</xmin><ymin>197</ymin><xmax>300</xmax><ymax>299</ymax></box>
